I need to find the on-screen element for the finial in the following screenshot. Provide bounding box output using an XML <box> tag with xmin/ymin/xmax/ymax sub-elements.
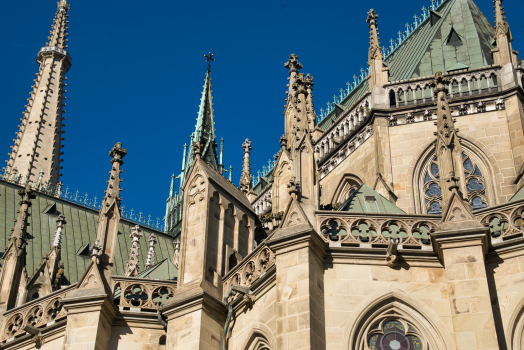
<box><xmin>204</xmin><ymin>52</ymin><xmax>215</xmax><ymax>72</ymax></box>
<box><xmin>284</xmin><ymin>54</ymin><xmax>303</xmax><ymax>75</ymax></box>
<box><xmin>145</xmin><ymin>233</ymin><xmax>157</xmax><ymax>270</ymax></box>
<box><xmin>109</xmin><ymin>142</ymin><xmax>127</xmax><ymax>165</ymax></box>
<box><xmin>240</xmin><ymin>139</ymin><xmax>253</xmax><ymax>194</ymax></box>
<box><xmin>367</xmin><ymin>9</ymin><xmax>379</xmax><ymax>27</ymax></box>
<box><xmin>432</xmin><ymin>71</ymin><xmax>450</xmax><ymax>94</ymax></box>
<box><xmin>52</xmin><ymin>214</ymin><xmax>67</xmax><ymax>248</ymax></box>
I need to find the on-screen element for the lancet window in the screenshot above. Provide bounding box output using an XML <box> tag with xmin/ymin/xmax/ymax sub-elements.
<box><xmin>421</xmin><ymin>151</ymin><xmax>488</xmax><ymax>214</ymax></box>
<box><xmin>367</xmin><ymin>319</ymin><xmax>424</xmax><ymax>350</ymax></box>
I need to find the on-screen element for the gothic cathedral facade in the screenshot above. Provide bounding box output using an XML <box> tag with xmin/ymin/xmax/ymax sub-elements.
<box><xmin>1</xmin><ymin>0</ymin><xmax>524</xmax><ymax>349</ymax></box>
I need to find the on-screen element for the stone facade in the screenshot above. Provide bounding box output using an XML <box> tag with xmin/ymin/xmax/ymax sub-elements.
<box><xmin>1</xmin><ymin>0</ymin><xmax>524</xmax><ymax>350</ymax></box>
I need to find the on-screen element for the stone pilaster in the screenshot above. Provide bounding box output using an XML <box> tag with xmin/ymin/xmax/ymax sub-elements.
<box><xmin>269</xmin><ymin>224</ymin><xmax>327</xmax><ymax>350</ymax></box>
<box><xmin>61</xmin><ymin>292</ymin><xmax>117</xmax><ymax>350</ymax></box>
<box><xmin>433</xmin><ymin>227</ymin><xmax>499</xmax><ymax>350</ymax></box>
<box><xmin>161</xmin><ymin>288</ymin><xmax>226</xmax><ymax>350</ymax></box>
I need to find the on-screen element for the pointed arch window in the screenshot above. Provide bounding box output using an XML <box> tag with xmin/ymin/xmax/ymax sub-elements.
<box><xmin>368</xmin><ymin>320</ymin><xmax>424</xmax><ymax>350</ymax></box>
<box><xmin>421</xmin><ymin>151</ymin><xmax>488</xmax><ymax>214</ymax></box>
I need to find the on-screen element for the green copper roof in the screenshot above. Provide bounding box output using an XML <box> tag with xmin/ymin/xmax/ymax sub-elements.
<box><xmin>386</xmin><ymin>0</ymin><xmax>495</xmax><ymax>80</ymax></box>
<box><xmin>0</xmin><ymin>181</ymin><xmax>175</xmax><ymax>284</ymax></box>
<box><xmin>318</xmin><ymin>0</ymin><xmax>499</xmax><ymax>131</ymax></box>
<box><xmin>136</xmin><ymin>258</ymin><xmax>178</xmax><ymax>280</ymax></box>
<box><xmin>337</xmin><ymin>184</ymin><xmax>406</xmax><ymax>214</ymax></box>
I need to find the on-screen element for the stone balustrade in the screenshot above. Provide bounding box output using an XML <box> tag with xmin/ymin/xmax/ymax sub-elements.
<box><xmin>317</xmin><ymin>212</ymin><xmax>441</xmax><ymax>249</ymax></box>
<box><xmin>475</xmin><ymin>199</ymin><xmax>524</xmax><ymax>244</ymax></box>
<box><xmin>113</xmin><ymin>276</ymin><xmax>177</xmax><ymax>311</ymax></box>
<box><xmin>385</xmin><ymin>66</ymin><xmax>501</xmax><ymax>108</ymax></box>
<box><xmin>1</xmin><ymin>285</ymin><xmax>76</xmax><ymax>342</ymax></box>
<box><xmin>223</xmin><ymin>242</ymin><xmax>275</xmax><ymax>292</ymax></box>
<box><xmin>318</xmin><ymin>125</ymin><xmax>374</xmax><ymax>179</ymax></box>
<box><xmin>252</xmin><ymin>187</ymin><xmax>272</xmax><ymax>215</ymax></box>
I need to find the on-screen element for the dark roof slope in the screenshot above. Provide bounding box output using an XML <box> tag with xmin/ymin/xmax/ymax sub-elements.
<box><xmin>0</xmin><ymin>181</ymin><xmax>175</xmax><ymax>284</ymax></box>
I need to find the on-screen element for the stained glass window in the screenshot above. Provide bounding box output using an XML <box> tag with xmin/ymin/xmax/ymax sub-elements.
<box><xmin>368</xmin><ymin>321</ymin><xmax>424</xmax><ymax>350</ymax></box>
<box><xmin>422</xmin><ymin>151</ymin><xmax>488</xmax><ymax>214</ymax></box>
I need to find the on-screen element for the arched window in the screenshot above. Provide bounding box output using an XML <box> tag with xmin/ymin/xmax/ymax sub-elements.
<box><xmin>415</xmin><ymin>87</ymin><xmax>423</xmax><ymax>103</ymax></box>
<box><xmin>480</xmin><ymin>76</ymin><xmax>489</xmax><ymax>93</ymax></box>
<box><xmin>452</xmin><ymin>80</ymin><xmax>460</xmax><ymax>96</ymax></box>
<box><xmin>331</xmin><ymin>174</ymin><xmax>363</xmax><ymax>209</ymax></box>
<box><xmin>398</xmin><ymin>90</ymin><xmax>405</xmax><ymax>104</ymax></box>
<box><xmin>368</xmin><ymin>319</ymin><xmax>424</xmax><ymax>350</ymax></box>
<box><xmin>407</xmin><ymin>88</ymin><xmax>414</xmax><ymax>105</ymax></box>
<box><xmin>461</xmin><ymin>79</ymin><xmax>469</xmax><ymax>96</ymax></box>
<box><xmin>424</xmin><ymin>85</ymin><xmax>432</xmax><ymax>100</ymax></box>
<box><xmin>389</xmin><ymin>90</ymin><xmax>397</xmax><ymax>107</ymax></box>
<box><xmin>471</xmin><ymin>77</ymin><xmax>479</xmax><ymax>95</ymax></box>
<box><xmin>419</xmin><ymin>148</ymin><xmax>489</xmax><ymax>214</ymax></box>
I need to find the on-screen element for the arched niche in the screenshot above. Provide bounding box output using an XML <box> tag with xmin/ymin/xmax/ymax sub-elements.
<box><xmin>344</xmin><ymin>289</ymin><xmax>456</xmax><ymax>350</ymax></box>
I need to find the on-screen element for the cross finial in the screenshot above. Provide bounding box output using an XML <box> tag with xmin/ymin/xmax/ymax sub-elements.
<box><xmin>204</xmin><ymin>52</ymin><xmax>215</xmax><ymax>72</ymax></box>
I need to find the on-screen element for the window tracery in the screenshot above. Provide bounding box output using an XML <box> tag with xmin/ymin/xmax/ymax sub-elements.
<box><xmin>421</xmin><ymin>151</ymin><xmax>488</xmax><ymax>214</ymax></box>
<box><xmin>368</xmin><ymin>319</ymin><xmax>424</xmax><ymax>350</ymax></box>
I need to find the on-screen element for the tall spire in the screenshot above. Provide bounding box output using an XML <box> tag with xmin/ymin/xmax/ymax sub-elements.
<box><xmin>492</xmin><ymin>0</ymin><xmax>516</xmax><ymax>66</ymax></box>
<box><xmin>240</xmin><ymin>139</ymin><xmax>253</xmax><ymax>194</ymax></box>
<box><xmin>144</xmin><ymin>233</ymin><xmax>157</xmax><ymax>270</ymax></box>
<box><xmin>366</xmin><ymin>9</ymin><xmax>389</xmax><ymax>90</ymax></box>
<box><xmin>124</xmin><ymin>226</ymin><xmax>143</xmax><ymax>277</ymax></box>
<box><xmin>432</xmin><ymin>72</ymin><xmax>467</xmax><ymax>207</ymax></box>
<box><xmin>4</xmin><ymin>1</ymin><xmax>72</xmax><ymax>187</ymax></box>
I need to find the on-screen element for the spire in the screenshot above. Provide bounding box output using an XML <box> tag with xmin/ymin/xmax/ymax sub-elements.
<box><xmin>144</xmin><ymin>233</ymin><xmax>157</xmax><ymax>270</ymax></box>
<box><xmin>492</xmin><ymin>0</ymin><xmax>515</xmax><ymax>65</ymax></box>
<box><xmin>240</xmin><ymin>139</ymin><xmax>253</xmax><ymax>194</ymax></box>
<box><xmin>431</xmin><ymin>72</ymin><xmax>468</xmax><ymax>209</ymax></box>
<box><xmin>0</xmin><ymin>185</ymin><xmax>36</xmax><ymax>310</ymax></box>
<box><xmin>4</xmin><ymin>1</ymin><xmax>72</xmax><ymax>187</ymax></box>
<box><xmin>366</xmin><ymin>9</ymin><xmax>389</xmax><ymax>90</ymax></box>
<box><xmin>124</xmin><ymin>226</ymin><xmax>143</xmax><ymax>277</ymax></box>
<box><xmin>94</xmin><ymin>143</ymin><xmax>127</xmax><ymax>273</ymax></box>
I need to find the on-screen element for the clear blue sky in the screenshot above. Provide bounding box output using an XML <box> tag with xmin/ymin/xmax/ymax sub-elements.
<box><xmin>1</xmin><ymin>0</ymin><xmax>523</xmax><ymax>223</ymax></box>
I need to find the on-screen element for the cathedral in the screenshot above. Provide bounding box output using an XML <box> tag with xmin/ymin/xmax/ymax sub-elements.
<box><xmin>0</xmin><ymin>0</ymin><xmax>523</xmax><ymax>349</ymax></box>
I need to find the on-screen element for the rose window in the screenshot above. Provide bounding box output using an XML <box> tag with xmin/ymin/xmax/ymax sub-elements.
<box><xmin>368</xmin><ymin>320</ymin><xmax>423</xmax><ymax>350</ymax></box>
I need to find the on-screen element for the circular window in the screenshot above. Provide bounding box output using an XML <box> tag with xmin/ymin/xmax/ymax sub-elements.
<box><xmin>368</xmin><ymin>321</ymin><xmax>423</xmax><ymax>350</ymax></box>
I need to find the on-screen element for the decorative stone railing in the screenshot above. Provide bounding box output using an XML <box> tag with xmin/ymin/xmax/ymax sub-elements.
<box><xmin>112</xmin><ymin>276</ymin><xmax>177</xmax><ymax>311</ymax></box>
<box><xmin>318</xmin><ymin>125</ymin><xmax>374</xmax><ymax>179</ymax></box>
<box><xmin>388</xmin><ymin>97</ymin><xmax>505</xmax><ymax>127</ymax></box>
<box><xmin>317</xmin><ymin>212</ymin><xmax>441</xmax><ymax>249</ymax></box>
<box><xmin>1</xmin><ymin>284</ymin><xmax>76</xmax><ymax>342</ymax></box>
<box><xmin>223</xmin><ymin>243</ymin><xmax>275</xmax><ymax>292</ymax></box>
<box><xmin>315</xmin><ymin>94</ymin><xmax>372</xmax><ymax>159</ymax></box>
<box><xmin>475</xmin><ymin>200</ymin><xmax>524</xmax><ymax>244</ymax></box>
<box><xmin>385</xmin><ymin>66</ymin><xmax>501</xmax><ymax>109</ymax></box>
<box><xmin>253</xmin><ymin>187</ymin><xmax>272</xmax><ymax>216</ymax></box>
